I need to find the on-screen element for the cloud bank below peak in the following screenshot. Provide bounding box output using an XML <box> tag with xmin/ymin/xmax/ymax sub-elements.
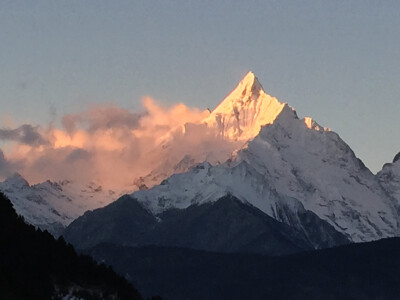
<box><xmin>0</xmin><ymin>97</ymin><xmax>227</xmax><ymax>189</ymax></box>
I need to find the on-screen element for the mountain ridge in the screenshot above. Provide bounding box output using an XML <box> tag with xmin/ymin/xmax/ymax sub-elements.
<box><xmin>63</xmin><ymin>194</ymin><xmax>348</xmax><ymax>253</ymax></box>
<box><xmin>0</xmin><ymin>174</ymin><xmax>124</xmax><ymax>236</ymax></box>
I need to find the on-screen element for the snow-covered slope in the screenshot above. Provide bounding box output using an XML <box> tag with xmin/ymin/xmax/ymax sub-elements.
<box><xmin>237</xmin><ymin>106</ymin><xmax>398</xmax><ymax>242</ymax></box>
<box><xmin>0</xmin><ymin>174</ymin><xmax>123</xmax><ymax>236</ymax></box>
<box><xmin>134</xmin><ymin>136</ymin><xmax>242</xmax><ymax>190</ymax></box>
<box><xmin>377</xmin><ymin>152</ymin><xmax>400</xmax><ymax>204</ymax></box>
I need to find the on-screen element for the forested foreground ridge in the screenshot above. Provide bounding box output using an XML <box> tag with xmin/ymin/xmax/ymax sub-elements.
<box><xmin>0</xmin><ymin>192</ymin><xmax>160</xmax><ymax>300</ymax></box>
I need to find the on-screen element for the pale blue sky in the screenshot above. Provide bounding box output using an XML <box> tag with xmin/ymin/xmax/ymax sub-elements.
<box><xmin>1</xmin><ymin>0</ymin><xmax>399</xmax><ymax>172</ymax></box>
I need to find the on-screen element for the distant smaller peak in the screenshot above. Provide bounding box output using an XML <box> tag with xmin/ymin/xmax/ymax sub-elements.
<box><xmin>393</xmin><ymin>152</ymin><xmax>400</xmax><ymax>163</ymax></box>
<box><xmin>9</xmin><ymin>172</ymin><xmax>26</xmax><ymax>181</ymax></box>
<box><xmin>303</xmin><ymin>117</ymin><xmax>330</xmax><ymax>132</ymax></box>
<box><xmin>304</xmin><ymin>117</ymin><xmax>319</xmax><ymax>129</ymax></box>
<box><xmin>4</xmin><ymin>172</ymin><xmax>30</xmax><ymax>188</ymax></box>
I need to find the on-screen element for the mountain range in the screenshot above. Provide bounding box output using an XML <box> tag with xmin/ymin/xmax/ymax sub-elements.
<box><xmin>3</xmin><ymin>71</ymin><xmax>400</xmax><ymax>299</ymax></box>
<box><xmin>2</xmin><ymin>72</ymin><xmax>400</xmax><ymax>253</ymax></box>
<box><xmin>0</xmin><ymin>174</ymin><xmax>124</xmax><ymax>236</ymax></box>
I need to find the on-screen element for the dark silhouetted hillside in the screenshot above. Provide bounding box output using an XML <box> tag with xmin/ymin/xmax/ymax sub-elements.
<box><xmin>88</xmin><ymin>239</ymin><xmax>400</xmax><ymax>300</ymax></box>
<box><xmin>0</xmin><ymin>192</ymin><xmax>146</xmax><ymax>300</ymax></box>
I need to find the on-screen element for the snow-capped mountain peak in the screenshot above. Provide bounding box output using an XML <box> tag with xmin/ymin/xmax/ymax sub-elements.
<box><xmin>203</xmin><ymin>71</ymin><xmax>286</xmax><ymax>141</ymax></box>
<box><xmin>3</xmin><ymin>173</ymin><xmax>30</xmax><ymax>189</ymax></box>
<box><xmin>134</xmin><ymin>72</ymin><xmax>286</xmax><ymax>189</ymax></box>
<box><xmin>377</xmin><ymin>152</ymin><xmax>400</xmax><ymax>205</ymax></box>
